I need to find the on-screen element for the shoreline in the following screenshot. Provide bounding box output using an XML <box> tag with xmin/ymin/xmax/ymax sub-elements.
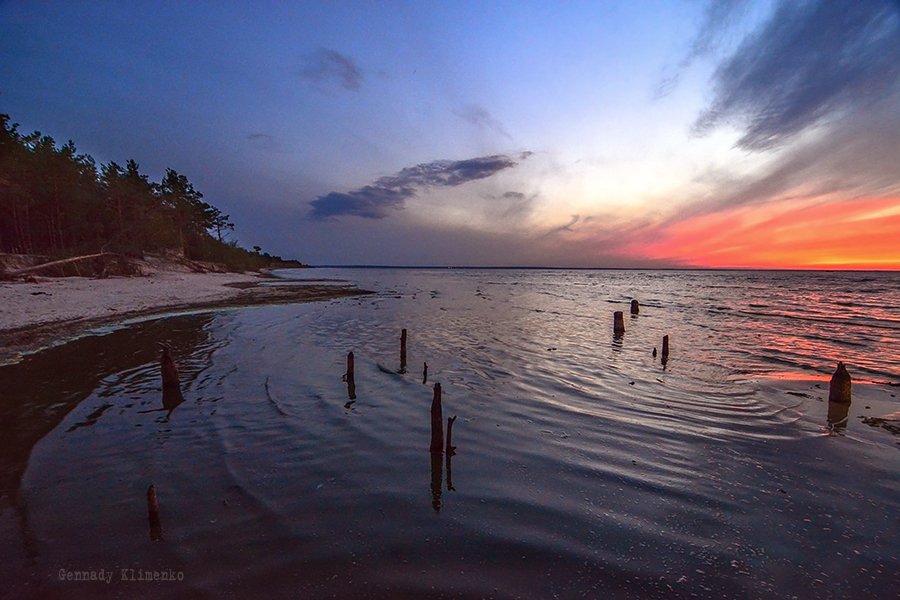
<box><xmin>0</xmin><ymin>267</ymin><xmax>373</xmax><ymax>365</ymax></box>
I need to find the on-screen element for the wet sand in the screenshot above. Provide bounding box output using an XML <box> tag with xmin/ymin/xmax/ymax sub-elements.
<box><xmin>0</xmin><ymin>267</ymin><xmax>372</xmax><ymax>365</ymax></box>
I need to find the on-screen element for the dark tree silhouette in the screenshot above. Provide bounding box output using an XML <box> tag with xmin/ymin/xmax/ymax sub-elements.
<box><xmin>0</xmin><ymin>113</ymin><xmax>300</xmax><ymax>271</ymax></box>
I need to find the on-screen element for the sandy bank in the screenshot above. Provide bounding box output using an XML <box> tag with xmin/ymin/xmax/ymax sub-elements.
<box><xmin>0</xmin><ymin>263</ymin><xmax>371</xmax><ymax>364</ymax></box>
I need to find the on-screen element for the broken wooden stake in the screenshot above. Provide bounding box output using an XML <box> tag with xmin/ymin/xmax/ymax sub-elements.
<box><xmin>400</xmin><ymin>329</ymin><xmax>408</xmax><ymax>373</ymax></box>
<box><xmin>446</xmin><ymin>415</ymin><xmax>457</xmax><ymax>456</ymax></box>
<box><xmin>829</xmin><ymin>361</ymin><xmax>852</xmax><ymax>404</ymax></box>
<box><xmin>613</xmin><ymin>311</ymin><xmax>625</xmax><ymax>336</ymax></box>
<box><xmin>430</xmin><ymin>383</ymin><xmax>444</xmax><ymax>454</ymax></box>
<box><xmin>630</xmin><ymin>299</ymin><xmax>640</xmax><ymax>315</ymax></box>
<box><xmin>423</xmin><ymin>361</ymin><xmax>428</xmax><ymax>385</ymax></box>
<box><xmin>147</xmin><ymin>485</ymin><xmax>163</xmax><ymax>542</ymax></box>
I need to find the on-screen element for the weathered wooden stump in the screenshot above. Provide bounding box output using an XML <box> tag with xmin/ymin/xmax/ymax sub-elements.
<box><xmin>630</xmin><ymin>299</ymin><xmax>640</xmax><ymax>315</ymax></box>
<box><xmin>613</xmin><ymin>311</ymin><xmax>625</xmax><ymax>336</ymax></box>
<box><xmin>430</xmin><ymin>383</ymin><xmax>444</xmax><ymax>454</ymax></box>
<box><xmin>829</xmin><ymin>362</ymin><xmax>852</xmax><ymax>404</ymax></box>
<box><xmin>423</xmin><ymin>361</ymin><xmax>428</xmax><ymax>385</ymax></box>
<box><xmin>827</xmin><ymin>399</ymin><xmax>850</xmax><ymax>432</ymax></box>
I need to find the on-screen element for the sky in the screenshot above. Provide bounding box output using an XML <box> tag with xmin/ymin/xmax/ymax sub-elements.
<box><xmin>1</xmin><ymin>0</ymin><xmax>899</xmax><ymax>268</ymax></box>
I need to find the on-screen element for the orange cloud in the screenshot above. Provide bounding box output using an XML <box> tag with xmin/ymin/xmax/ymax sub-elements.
<box><xmin>632</xmin><ymin>197</ymin><xmax>900</xmax><ymax>269</ymax></box>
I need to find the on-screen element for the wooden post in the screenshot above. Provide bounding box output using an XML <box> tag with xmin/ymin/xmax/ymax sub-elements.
<box><xmin>346</xmin><ymin>352</ymin><xmax>356</xmax><ymax>400</ymax></box>
<box><xmin>423</xmin><ymin>361</ymin><xmax>428</xmax><ymax>385</ymax></box>
<box><xmin>661</xmin><ymin>335</ymin><xmax>669</xmax><ymax>366</ymax></box>
<box><xmin>147</xmin><ymin>485</ymin><xmax>162</xmax><ymax>542</ymax></box>
<box><xmin>613</xmin><ymin>311</ymin><xmax>625</xmax><ymax>336</ymax></box>
<box><xmin>630</xmin><ymin>299</ymin><xmax>640</xmax><ymax>315</ymax></box>
<box><xmin>829</xmin><ymin>362</ymin><xmax>852</xmax><ymax>404</ymax></box>
<box><xmin>430</xmin><ymin>383</ymin><xmax>444</xmax><ymax>453</ymax></box>
<box><xmin>346</xmin><ymin>351</ymin><xmax>355</xmax><ymax>380</ymax></box>
<box><xmin>400</xmin><ymin>329</ymin><xmax>408</xmax><ymax>373</ymax></box>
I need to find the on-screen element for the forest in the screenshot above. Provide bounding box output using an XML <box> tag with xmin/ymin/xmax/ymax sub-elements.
<box><xmin>0</xmin><ymin>113</ymin><xmax>300</xmax><ymax>272</ymax></box>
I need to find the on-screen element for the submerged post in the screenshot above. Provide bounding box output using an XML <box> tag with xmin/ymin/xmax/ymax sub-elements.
<box><xmin>613</xmin><ymin>311</ymin><xmax>625</xmax><ymax>337</ymax></box>
<box><xmin>147</xmin><ymin>485</ymin><xmax>162</xmax><ymax>542</ymax></box>
<box><xmin>430</xmin><ymin>383</ymin><xmax>444</xmax><ymax>454</ymax></box>
<box><xmin>423</xmin><ymin>361</ymin><xmax>428</xmax><ymax>385</ymax></box>
<box><xmin>159</xmin><ymin>344</ymin><xmax>180</xmax><ymax>391</ymax></box>
<box><xmin>829</xmin><ymin>362</ymin><xmax>852</xmax><ymax>404</ymax></box>
<box><xmin>630</xmin><ymin>299</ymin><xmax>640</xmax><ymax>315</ymax></box>
<box><xmin>400</xmin><ymin>329</ymin><xmax>408</xmax><ymax>373</ymax></box>
<box><xmin>661</xmin><ymin>335</ymin><xmax>669</xmax><ymax>365</ymax></box>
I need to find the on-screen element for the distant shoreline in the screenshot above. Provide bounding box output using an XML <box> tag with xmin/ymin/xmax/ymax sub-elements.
<box><xmin>313</xmin><ymin>265</ymin><xmax>900</xmax><ymax>272</ymax></box>
<box><xmin>0</xmin><ymin>261</ymin><xmax>372</xmax><ymax>365</ymax></box>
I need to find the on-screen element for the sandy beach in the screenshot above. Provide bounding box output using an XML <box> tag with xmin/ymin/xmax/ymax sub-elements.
<box><xmin>0</xmin><ymin>261</ymin><xmax>371</xmax><ymax>364</ymax></box>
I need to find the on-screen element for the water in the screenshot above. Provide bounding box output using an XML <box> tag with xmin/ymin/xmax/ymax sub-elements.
<box><xmin>1</xmin><ymin>269</ymin><xmax>899</xmax><ymax>599</ymax></box>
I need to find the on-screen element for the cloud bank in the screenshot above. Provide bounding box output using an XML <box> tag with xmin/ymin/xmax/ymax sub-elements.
<box><xmin>308</xmin><ymin>153</ymin><xmax>529</xmax><ymax>220</ymax></box>
<box><xmin>693</xmin><ymin>0</ymin><xmax>900</xmax><ymax>150</ymax></box>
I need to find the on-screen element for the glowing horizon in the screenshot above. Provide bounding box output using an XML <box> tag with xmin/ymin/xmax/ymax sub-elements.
<box><xmin>631</xmin><ymin>197</ymin><xmax>900</xmax><ymax>270</ymax></box>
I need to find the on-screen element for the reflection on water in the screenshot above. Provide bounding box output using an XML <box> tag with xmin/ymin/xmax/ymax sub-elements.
<box><xmin>429</xmin><ymin>452</ymin><xmax>442</xmax><ymax>513</ymax></box>
<box><xmin>147</xmin><ymin>485</ymin><xmax>163</xmax><ymax>542</ymax></box>
<box><xmin>1</xmin><ymin>269</ymin><xmax>899</xmax><ymax>598</ymax></box>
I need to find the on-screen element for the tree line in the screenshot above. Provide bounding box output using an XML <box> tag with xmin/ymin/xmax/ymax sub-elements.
<box><xmin>0</xmin><ymin>113</ymin><xmax>299</xmax><ymax>271</ymax></box>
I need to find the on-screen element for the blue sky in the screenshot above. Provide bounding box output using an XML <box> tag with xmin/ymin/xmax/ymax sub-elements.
<box><xmin>2</xmin><ymin>1</ymin><xmax>899</xmax><ymax>267</ymax></box>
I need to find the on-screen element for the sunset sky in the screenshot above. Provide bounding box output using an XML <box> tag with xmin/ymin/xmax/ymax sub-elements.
<box><xmin>2</xmin><ymin>0</ymin><xmax>898</xmax><ymax>268</ymax></box>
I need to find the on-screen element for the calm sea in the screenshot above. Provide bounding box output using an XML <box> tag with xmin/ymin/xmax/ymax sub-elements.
<box><xmin>1</xmin><ymin>268</ymin><xmax>898</xmax><ymax>599</ymax></box>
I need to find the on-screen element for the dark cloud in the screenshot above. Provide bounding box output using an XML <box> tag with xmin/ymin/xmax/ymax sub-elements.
<box><xmin>693</xmin><ymin>0</ymin><xmax>900</xmax><ymax>150</ymax></box>
<box><xmin>454</xmin><ymin>105</ymin><xmax>511</xmax><ymax>138</ymax></box>
<box><xmin>298</xmin><ymin>49</ymin><xmax>363</xmax><ymax>91</ymax></box>
<box><xmin>308</xmin><ymin>154</ymin><xmax>527</xmax><ymax>220</ymax></box>
<box><xmin>246</xmin><ymin>132</ymin><xmax>278</xmax><ymax>152</ymax></box>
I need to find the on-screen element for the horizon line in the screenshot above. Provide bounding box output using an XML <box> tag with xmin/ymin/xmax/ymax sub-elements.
<box><xmin>305</xmin><ymin>265</ymin><xmax>900</xmax><ymax>272</ymax></box>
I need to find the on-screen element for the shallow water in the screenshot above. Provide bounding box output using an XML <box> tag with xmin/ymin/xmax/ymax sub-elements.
<box><xmin>1</xmin><ymin>269</ymin><xmax>899</xmax><ymax>599</ymax></box>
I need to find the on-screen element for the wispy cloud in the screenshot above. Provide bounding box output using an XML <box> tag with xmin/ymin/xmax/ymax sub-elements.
<box><xmin>542</xmin><ymin>215</ymin><xmax>580</xmax><ymax>237</ymax></box>
<box><xmin>308</xmin><ymin>153</ymin><xmax>529</xmax><ymax>220</ymax></box>
<box><xmin>297</xmin><ymin>49</ymin><xmax>363</xmax><ymax>91</ymax></box>
<box><xmin>454</xmin><ymin>105</ymin><xmax>512</xmax><ymax>139</ymax></box>
<box><xmin>656</xmin><ymin>0</ymin><xmax>752</xmax><ymax>98</ymax></box>
<box><xmin>693</xmin><ymin>0</ymin><xmax>900</xmax><ymax>150</ymax></box>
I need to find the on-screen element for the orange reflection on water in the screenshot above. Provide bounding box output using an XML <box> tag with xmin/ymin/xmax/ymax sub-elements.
<box><xmin>637</xmin><ymin>197</ymin><xmax>900</xmax><ymax>269</ymax></box>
